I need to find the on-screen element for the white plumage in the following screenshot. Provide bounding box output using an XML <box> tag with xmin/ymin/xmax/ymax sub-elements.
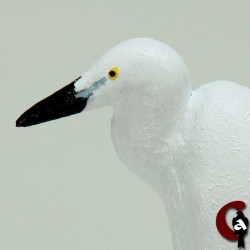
<box><xmin>79</xmin><ymin>38</ymin><xmax>250</xmax><ymax>249</ymax></box>
<box><xmin>18</xmin><ymin>37</ymin><xmax>250</xmax><ymax>249</ymax></box>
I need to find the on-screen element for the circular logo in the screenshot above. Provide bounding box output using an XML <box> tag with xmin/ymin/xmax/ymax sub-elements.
<box><xmin>216</xmin><ymin>201</ymin><xmax>248</xmax><ymax>248</ymax></box>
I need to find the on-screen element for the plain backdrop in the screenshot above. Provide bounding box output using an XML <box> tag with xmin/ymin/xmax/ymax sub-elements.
<box><xmin>1</xmin><ymin>0</ymin><xmax>250</xmax><ymax>249</ymax></box>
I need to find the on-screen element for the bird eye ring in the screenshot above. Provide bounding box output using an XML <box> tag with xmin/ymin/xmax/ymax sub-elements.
<box><xmin>108</xmin><ymin>67</ymin><xmax>119</xmax><ymax>80</ymax></box>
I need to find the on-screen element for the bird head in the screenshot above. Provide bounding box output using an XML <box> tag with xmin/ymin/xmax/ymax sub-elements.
<box><xmin>16</xmin><ymin>38</ymin><xmax>190</xmax><ymax>127</ymax></box>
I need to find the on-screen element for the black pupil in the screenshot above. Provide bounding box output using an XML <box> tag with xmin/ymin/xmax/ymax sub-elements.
<box><xmin>109</xmin><ymin>70</ymin><xmax>116</xmax><ymax>78</ymax></box>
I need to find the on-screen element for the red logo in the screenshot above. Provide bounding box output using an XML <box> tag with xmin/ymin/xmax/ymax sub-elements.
<box><xmin>216</xmin><ymin>201</ymin><xmax>248</xmax><ymax>248</ymax></box>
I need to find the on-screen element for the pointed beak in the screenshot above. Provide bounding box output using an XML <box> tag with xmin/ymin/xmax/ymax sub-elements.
<box><xmin>16</xmin><ymin>76</ymin><xmax>88</xmax><ymax>127</ymax></box>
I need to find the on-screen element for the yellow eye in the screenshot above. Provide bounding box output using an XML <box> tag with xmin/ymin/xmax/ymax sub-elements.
<box><xmin>108</xmin><ymin>67</ymin><xmax>119</xmax><ymax>80</ymax></box>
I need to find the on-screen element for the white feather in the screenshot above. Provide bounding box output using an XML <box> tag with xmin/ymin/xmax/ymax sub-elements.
<box><xmin>78</xmin><ymin>38</ymin><xmax>250</xmax><ymax>249</ymax></box>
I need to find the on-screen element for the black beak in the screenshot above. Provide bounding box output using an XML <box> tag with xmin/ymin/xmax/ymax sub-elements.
<box><xmin>16</xmin><ymin>76</ymin><xmax>88</xmax><ymax>127</ymax></box>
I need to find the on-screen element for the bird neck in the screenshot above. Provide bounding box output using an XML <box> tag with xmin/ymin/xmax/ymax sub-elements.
<box><xmin>111</xmin><ymin>80</ymin><xmax>206</xmax><ymax>250</ymax></box>
<box><xmin>111</xmin><ymin>79</ymin><xmax>192</xmax><ymax>191</ymax></box>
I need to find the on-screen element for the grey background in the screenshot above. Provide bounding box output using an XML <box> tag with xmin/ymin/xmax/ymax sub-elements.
<box><xmin>1</xmin><ymin>0</ymin><xmax>250</xmax><ymax>249</ymax></box>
